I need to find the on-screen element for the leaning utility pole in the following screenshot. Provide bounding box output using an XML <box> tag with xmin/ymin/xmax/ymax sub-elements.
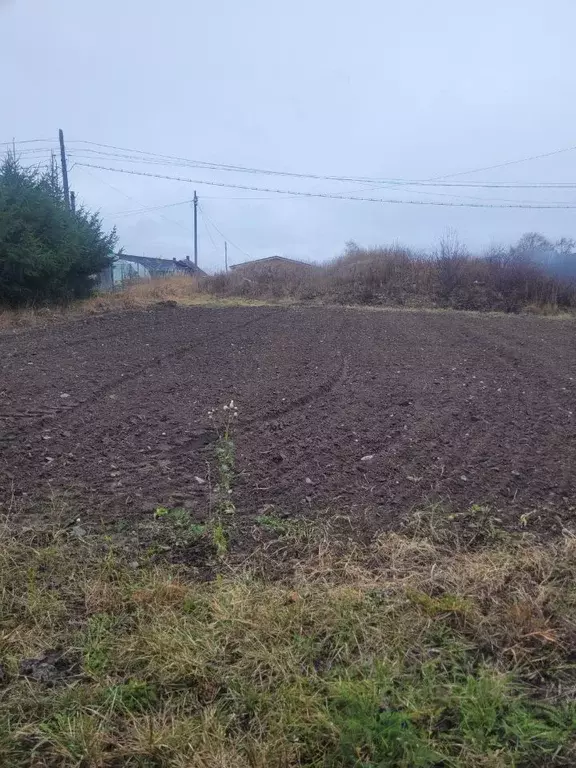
<box><xmin>70</xmin><ymin>191</ymin><xmax>76</xmax><ymax>214</ymax></box>
<box><xmin>59</xmin><ymin>129</ymin><xmax>71</xmax><ymax>210</ymax></box>
<box><xmin>225</xmin><ymin>241</ymin><xmax>228</xmax><ymax>272</ymax></box>
<box><xmin>193</xmin><ymin>191</ymin><xmax>198</xmax><ymax>267</ymax></box>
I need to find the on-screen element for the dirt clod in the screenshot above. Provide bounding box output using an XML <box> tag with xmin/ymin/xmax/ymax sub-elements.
<box><xmin>19</xmin><ymin>651</ymin><xmax>72</xmax><ymax>685</ymax></box>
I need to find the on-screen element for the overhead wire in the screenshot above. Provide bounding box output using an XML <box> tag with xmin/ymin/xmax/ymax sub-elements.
<box><xmin>198</xmin><ymin>204</ymin><xmax>251</xmax><ymax>259</ymax></box>
<box><xmin>429</xmin><ymin>144</ymin><xmax>576</xmax><ymax>181</ymax></box>
<box><xmin>67</xmin><ymin>138</ymin><xmax>576</xmax><ymax>190</ymax></box>
<box><xmin>9</xmin><ymin>147</ymin><xmax>59</xmax><ymax>155</ymax></box>
<box><xmin>75</xmin><ymin>162</ymin><xmax>576</xmax><ymax>209</ymax></box>
<box><xmin>77</xmin><ymin>154</ymin><xmax>576</xmax><ymax>190</ymax></box>
<box><xmin>107</xmin><ymin>184</ymin><xmax>576</xmax><ymax>213</ymax></box>
<box><xmin>0</xmin><ymin>138</ymin><xmax>55</xmax><ymax>146</ymax></box>
<box><xmin>108</xmin><ymin>192</ymin><xmax>322</xmax><ymax>217</ymax></box>
<box><xmin>198</xmin><ymin>204</ymin><xmax>219</xmax><ymax>252</ymax></box>
<box><xmin>9</xmin><ymin>135</ymin><xmax>576</xmax><ymax>213</ymax></box>
<box><xmin>78</xmin><ymin>165</ymin><xmax>193</xmax><ymax>234</ymax></box>
<box><xmin>109</xmin><ymin>199</ymin><xmax>194</xmax><ymax>217</ymax></box>
<box><xmin>8</xmin><ymin>136</ymin><xmax>576</xmax><ymax>191</ymax></box>
<box><xmin>339</xmin><ymin>176</ymin><xmax>576</xmax><ymax>205</ymax></box>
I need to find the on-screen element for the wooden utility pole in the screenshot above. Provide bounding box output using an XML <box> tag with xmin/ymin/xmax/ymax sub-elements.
<box><xmin>59</xmin><ymin>129</ymin><xmax>71</xmax><ymax>210</ymax></box>
<box><xmin>225</xmin><ymin>241</ymin><xmax>228</xmax><ymax>272</ymax></box>
<box><xmin>70</xmin><ymin>191</ymin><xmax>76</xmax><ymax>214</ymax></box>
<box><xmin>49</xmin><ymin>151</ymin><xmax>59</xmax><ymax>190</ymax></box>
<box><xmin>193</xmin><ymin>191</ymin><xmax>198</xmax><ymax>267</ymax></box>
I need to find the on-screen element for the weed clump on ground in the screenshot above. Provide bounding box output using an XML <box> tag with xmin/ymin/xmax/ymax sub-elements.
<box><xmin>0</xmin><ymin>515</ymin><xmax>575</xmax><ymax>767</ymax></box>
<box><xmin>209</xmin><ymin>400</ymin><xmax>238</xmax><ymax>517</ymax></box>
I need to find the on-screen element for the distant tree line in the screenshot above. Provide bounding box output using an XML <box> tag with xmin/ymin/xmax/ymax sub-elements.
<box><xmin>507</xmin><ymin>232</ymin><xmax>576</xmax><ymax>278</ymax></box>
<box><xmin>0</xmin><ymin>154</ymin><xmax>116</xmax><ymax>306</ymax></box>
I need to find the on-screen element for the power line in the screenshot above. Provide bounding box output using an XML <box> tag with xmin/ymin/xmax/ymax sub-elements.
<box><xmin>7</xmin><ymin>146</ymin><xmax>59</xmax><ymax>154</ymax></box>
<box><xmin>108</xmin><ymin>199</ymin><xmax>195</xmax><ymax>217</ymax></box>
<box><xmin>108</xmin><ymin>185</ymin><xmax>576</xmax><ymax>214</ymax></box>
<box><xmin>68</xmin><ymin>142</ymin><xmax>260</xmax><ymax>174</ymax></box>
<box><xmin>430</xmin><ymin>144</ymin><xmax>576</xmax><ymax>181</ymax></box>
<box><xmin>108</xmin><ymin>192</ymin><xmax>326</xmax><ymax>217</ymax></box>
<box><xmin>0</xmin><ymin>138</ymin><xmax>55</xmax><ymax>146</ymax></box>
<box><xmin>199</xmin><ymin>204</ymin><xmax>251</xmax><ymax>259</ymax></box>
<box><xmin>198</xmin><ymin>205</ymin><xmax>219</xmax><ymax>252</ymax></box>
<box><xmin>108</xmin><ymin>197</ymin><xmax>290</xmax><ymax>215</ymax></box>
<box><xmin>68</xmin><ymin>149</ymin><xmax>189</xmax><ymax>167</ymax></box>
<box><xmin>75</xmin><ymin>162</ymin><xmax>576</xmax><ymax>209</ymax></box>
<box><xmin>67</xmin><ymin>138</ymin><xmax>576</xmax><ymax>189</ymax></box>
<box><xmin>11</xmin><ymin>137</ymin><xmax>575</xmax><ymax>204</ymax></box>
<box><xmin>70</xmin><ymin>148</ymin><xmax>576</xmax><ymax>189</ymax></box>
<box><xmin>343</xmin><ymin>177</ymin><xmax>576</xmax><ymax>205</ymax></box>
<box><xmin>9</xmin><ymin>136</ymin><xmax>576</xmax><ymax>191</ymax></box>
<box><xmin>78</xmin><ymin>165</ymin><xmax>193</xmax><ymax>234</ymax></box>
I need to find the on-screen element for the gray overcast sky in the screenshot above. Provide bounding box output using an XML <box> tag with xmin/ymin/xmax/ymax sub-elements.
<box><xmin>2</xmin><ymin>0</ymin><xmax>576</xmax><ymax>270</ymax></box>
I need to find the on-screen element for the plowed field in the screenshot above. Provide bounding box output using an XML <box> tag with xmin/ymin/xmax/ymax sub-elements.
<box><xmin>2</xmin><ymin>306</ymin><xmax>576</xmax><ymax>539</ymax></box>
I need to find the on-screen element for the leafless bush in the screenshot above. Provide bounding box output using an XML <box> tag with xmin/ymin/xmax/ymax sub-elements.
<box><xmin>202</xmin><ymin>235</ymin><xmax>576</xmax><ymax>313</ymax></box>
<box><xmin>435</xmin><ymin>230</ymin><xmax>472</xmax><ymax>301</ymax></box>
<box><xmin>203</xmin><ymin>262</ymin><xmax>324</xmax><ymax>300</ymax></box>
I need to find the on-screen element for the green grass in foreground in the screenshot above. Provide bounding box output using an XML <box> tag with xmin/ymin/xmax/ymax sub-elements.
<box><xmin>0</xmin><ymin>520</ymin><xmax>575</xmax><ymax>767</ymax></box>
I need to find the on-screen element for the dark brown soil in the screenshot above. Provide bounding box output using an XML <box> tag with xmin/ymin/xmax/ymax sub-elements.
<box><xmin>2</xmin><ymin>305</ymin><xmax>576</xmax><ymax>542</ymax></box>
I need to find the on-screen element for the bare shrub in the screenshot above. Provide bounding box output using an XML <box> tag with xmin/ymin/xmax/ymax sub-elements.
<box><xmin>326</xmin><ymin>244</ymin><xmax>419</xmax><ymax>304</ymax></box>
<box><xmin>435</xmin><ymin>229</ymin><xmax>470</xmax><ymax>300</ymax></box>
<box><xmin>483</xmin><ymin>248</ymin><xmax>576</xmax><ymax>312</ymax></box>
<box><xmin>203</xmin><ymin>262</ymin><xmax>323</xmax><ymax>301</ymax></box>
<box><xmin>202</xmin><ymin>234</ymin><xmax>576</xmax><ymax>314</ymax></box>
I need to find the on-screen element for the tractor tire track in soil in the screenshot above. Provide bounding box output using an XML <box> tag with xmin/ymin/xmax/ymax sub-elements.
<box><xmin>1</xmin><ymin>305</ymin><xmax>575</xmax><ymax>540</ymax></box>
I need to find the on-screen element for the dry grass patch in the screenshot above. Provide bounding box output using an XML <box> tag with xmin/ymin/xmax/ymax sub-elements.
<box><xmin>85</xmin><ymin>273</ymin><xmax>203</xmax><ymax>309</ymax></box>
<box><xmin>0</xmin><ymin>275</ymin><xmax>271</xmax><ymax>331</ymax></box>
<box><xmin>0</xmin><ymin>519</ymin><xmax>575</xmax><ymax>766</ymax></box>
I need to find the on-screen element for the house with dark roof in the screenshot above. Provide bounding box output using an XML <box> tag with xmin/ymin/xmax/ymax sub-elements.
<box><xmin>116</xmin><ymin>254</ymin><xmax>205</xmax><ymax>277</ymax></box>
<box><xmin>98</xmin><ymin>254</ymin><xmax>205</xmax><ymax>289</ymax></box>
